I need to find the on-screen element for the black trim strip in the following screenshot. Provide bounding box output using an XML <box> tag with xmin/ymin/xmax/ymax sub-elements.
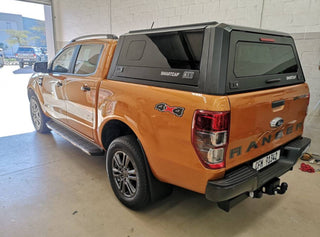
<box><xmin>266</xmin><ymin>78</ymin><xmax>281</xmax><ymax>83</ymax></box>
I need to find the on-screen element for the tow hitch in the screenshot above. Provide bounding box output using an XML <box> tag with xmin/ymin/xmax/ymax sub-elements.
<box><xmin>218</xmin><ymin>178</ymin><xmax>288</xmax><ymax>212</ymax></box>
<box><xmin>249</xmin><ymin>178</ymin><xmax>288</xmax><ymax>198</ymax></box>
<box><xmin>262</xmin><ymin>178</ymin><xmax>288</xmax><ymax>195</ymax></box>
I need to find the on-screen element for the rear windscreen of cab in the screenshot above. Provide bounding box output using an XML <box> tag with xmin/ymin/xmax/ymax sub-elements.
<box><xmin>227</xmin><ymin>31</ymin><xmax>304</xmax><ymax>93</ymax></box>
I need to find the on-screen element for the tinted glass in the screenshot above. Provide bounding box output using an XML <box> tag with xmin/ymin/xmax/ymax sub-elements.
<box><xmin>52</xmin><ymin>46</ymin><xmax>76</xmax><ymax>73</ymax></box>
<box><xmin>126</xmin><ymin>40</ymin><xmax>146</xmax><ymax>61</ymax></box>
<box><xmin>234</xmin><ymin>42</ymin><xmax>298</xmax><ymax>77</ymax></box>
<box><xmin>74</xmin><ymin>44</ymin><xmax>103</xmax><ymax>74</ymax></box>
<box><xmin>148</xmin><ymin>31</ymin><xmax>204</xmax><ymax>70</ymax></box>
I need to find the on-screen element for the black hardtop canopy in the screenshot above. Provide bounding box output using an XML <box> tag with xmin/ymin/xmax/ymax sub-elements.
<box><xmin>126</xmin><ymin>21</ymin><xmax>291</xmax><ymax>37</ymax></box>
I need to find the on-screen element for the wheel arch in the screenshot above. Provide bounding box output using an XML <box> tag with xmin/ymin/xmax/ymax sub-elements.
<box><xmin>28</xmin><ymin>86</ymin><xmax>49</xmax><ymax>118</ymax></box>
<box><xmin>27</xmin><ymin>83</ymin><xmax>44</xmax><ymax>104</ymax></box>
<box><xmin>100</xmin><ymin>118</ymin><xmax>172</xmax><ymax>201</ymax></box>
<box><xmin>100</xmin><ymin>119</ymin><xmax>137</xmax><ymax>151</ymax></box>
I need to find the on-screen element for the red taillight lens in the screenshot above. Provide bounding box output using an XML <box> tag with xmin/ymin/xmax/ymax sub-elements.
<box><xmin>192</xmin><ymin>110</ymin><xmax>230</xmax><ymax>169</ymax></box>
<box><xmin>33</xmin><ymin>54</ymin><xmax>36</xmax><ymax>58</ymax></box>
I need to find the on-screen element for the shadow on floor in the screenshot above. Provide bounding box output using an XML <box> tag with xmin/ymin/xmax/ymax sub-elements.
<box><xmin>13</xmin><ymin>66</ymin><xmax>34</xmax><ymax>74</ymax></box>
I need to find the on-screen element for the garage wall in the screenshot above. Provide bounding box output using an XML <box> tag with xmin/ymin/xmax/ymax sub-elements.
<box><xmin>110</xmin><ymin>0</ymin><xmax>320</xmax><ymax>35</ymax></box>
<box><xmin>293</xmin><ymin>32</ymin><xmax>320</xmax><ymax>114</ymax></box>
<box><xmin>51</xmin><ymin>0</ymin><xmax>320</xmax><ymax>115</ymax></box>
<box><xmin>52</xmin><ymin>0</ymin><xmax>111</xmax><ymax>50</ymax></box>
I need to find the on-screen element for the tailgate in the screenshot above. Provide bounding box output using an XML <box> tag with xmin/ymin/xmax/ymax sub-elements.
<box><xmin>224</xmin><ymin>30</ymin><xmax>309</xmax><ymax>169</ymax></box>
<box><xmin>226</xmin><ymin>83</ymin><xmax>309</xmax><ymax>169</ymax></box>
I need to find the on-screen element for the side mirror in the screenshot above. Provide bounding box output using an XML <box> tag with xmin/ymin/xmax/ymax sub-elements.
<box><xmin>33</xmin><ymin>62</ymin><xmax>48</xmax><ymax>73</ymax></box>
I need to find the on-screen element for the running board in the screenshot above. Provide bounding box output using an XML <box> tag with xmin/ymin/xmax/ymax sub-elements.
<box><xmin>46</xmin><ymin>120</ymin><xmax>105</xmax><ymax>156</ymax></box>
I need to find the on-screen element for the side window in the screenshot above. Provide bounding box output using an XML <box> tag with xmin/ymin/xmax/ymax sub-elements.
<box><xmin>126</xmin><ymin>40</ymin><xmax>146</xmax><ymax>61</ymax></box>
<box><xmin>148</xmin><ymin>31</ymin><xmax>203</xmax><ymax>70</ymax></box>
<box><xmin>118</xmin><ymin>30</ymin><xmax>204</xmax><ymax>70</ymax></box>
<box><xmin>113</xmin><ymin>30</ymin><xmax>204</xmax><ymax>86</ymax></box>
<box><xmin>74</xmin><ymin>44</ymin><xmax>103</xmax><ymax>75</ymax></box>
<box><xmin>52</xmin><ymin>46</ymin><xmax>76</xmax><ymax>73</ymax></box>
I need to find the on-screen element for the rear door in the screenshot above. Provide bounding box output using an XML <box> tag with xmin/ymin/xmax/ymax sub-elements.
<box><xmin>225</xmin><ymin>31</ymin><xmax>309</xmax><ymax>169</ymax></box>
<box><xmin>64</xmin><ymin>43</ymin><xmax>104</xmax><ymax>139</ymax></box>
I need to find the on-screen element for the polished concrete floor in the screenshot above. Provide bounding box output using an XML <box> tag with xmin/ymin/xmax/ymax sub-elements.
<box><xmin>0</xmin><ymin>130</ymin><xmax>319</xmax><ymax>237</ymax></box>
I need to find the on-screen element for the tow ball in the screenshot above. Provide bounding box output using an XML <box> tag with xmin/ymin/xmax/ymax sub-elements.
<box><xmin>249</xmin><ymin>178</ymin><xmax>288</xmax><ymax>198</ymax></box>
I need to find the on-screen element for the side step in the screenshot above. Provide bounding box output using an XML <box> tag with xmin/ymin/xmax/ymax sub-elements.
<box><xmin>46</xmin><ymin>120</ymin><xmax>105</xmax><ymax>156</ymax></box>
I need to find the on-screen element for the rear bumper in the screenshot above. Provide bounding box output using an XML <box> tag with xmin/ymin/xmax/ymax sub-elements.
<box><xmin>205</xmin><ymin>137</ymin><xmax>311</xmax><ymax>202</ymax></box>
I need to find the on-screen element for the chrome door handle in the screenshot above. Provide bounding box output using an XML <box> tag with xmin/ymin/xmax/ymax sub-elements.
<box><xmin>56</xmin><ymin>81</ymin><xmax>63</xmax><ymax>87</ymax></box>
<box><xmin>81</xmin><ymin>84</ymin><xmax>90</xmax><ymax>91</ymax></box>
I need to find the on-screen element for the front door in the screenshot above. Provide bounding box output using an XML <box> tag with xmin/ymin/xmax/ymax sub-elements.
<box><xmin>41</xmin><ymin>46</ymin><xmax>77</xmax><ymax>124</ymax></box>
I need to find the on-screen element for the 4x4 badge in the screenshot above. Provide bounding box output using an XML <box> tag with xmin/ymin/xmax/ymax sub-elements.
<box><xmin>155</xmin><ymin>103</ymin><xmax>185</xmax><ymax>117</ymax></box>
<box><xmin>270</xmin><ymin>117</ymin><xmax>284</xmax><ymax>128</ymax></box>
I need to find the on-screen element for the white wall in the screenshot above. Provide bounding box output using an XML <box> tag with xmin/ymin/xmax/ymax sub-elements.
<box><xmin>293</xmin><ymin>32</ymin><xmax>320</xmax><ymax>112</ymax></box>
<box><xmin>52</xmin><ymin>0</ymin><xmax>111</xmax><ymax>49</ymax></box>
<box><xmin>44</xmin><ymin>5</ymin><xmax>55</xmax><ymax>61</ymax></box>
<box><xmin>52</xmin><ymin>0</ymin><xmax>320</xmax><ymax>41</ymax></box>
<box><xmin>109</xmin><ymin>0</ymin><xmax>320</xmax><ymax>36</ymax></box>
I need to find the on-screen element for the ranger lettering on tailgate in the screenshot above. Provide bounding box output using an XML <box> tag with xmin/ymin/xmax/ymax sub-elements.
<box><xmin>230</xmin><ymin>122</ymin><xmax>303</xmax><ymax>159</ymax></box>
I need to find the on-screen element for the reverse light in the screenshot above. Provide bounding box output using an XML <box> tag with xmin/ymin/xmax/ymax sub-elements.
<box><xmin>192</xmin><ymin>110</ymin><xmax>230</xmax><ymax>169</ymax></box>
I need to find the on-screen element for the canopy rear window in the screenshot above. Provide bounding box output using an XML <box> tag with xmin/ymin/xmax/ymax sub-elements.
<box><xmin>234</xmin><ymin>42</ymin><xmax>297</xmax><ymax>77</ymax></box>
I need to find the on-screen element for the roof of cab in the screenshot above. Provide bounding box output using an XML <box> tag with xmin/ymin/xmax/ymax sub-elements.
<box><xmin>68</xmin><ymin>34</ymin><xmax>118</xmax><ymax>44</ymax></box>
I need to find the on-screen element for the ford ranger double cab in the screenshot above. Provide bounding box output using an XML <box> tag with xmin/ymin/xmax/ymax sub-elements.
<box><xmin>28</xmin><ymin>22</ymin><xmax>311</xmax><ymax>211</ymax></box>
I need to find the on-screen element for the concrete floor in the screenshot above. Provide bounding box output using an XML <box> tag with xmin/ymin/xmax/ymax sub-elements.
<box><xmin>0</xmin><ymin>65</ymin><xmax>320</xmax><ymax>236</ymax></box>
<box><xmin>1</xmin><ymin>132</ymin><xmax>320</xmax><ymax>237</ymax></box>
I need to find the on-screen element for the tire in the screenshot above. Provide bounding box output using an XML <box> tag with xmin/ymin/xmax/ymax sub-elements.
<box><xmin>19</xmin><ymin>61</ymin><xmax>24</xmax><ymax>68</ymax></box>
<box><xmin>106</xmin><ymin>135</ymin><xmax>150</xmax><ymax>210</ymax></box>
<box><xmin>29</xmin><ymin>95</ymin><xmax>51</xmax><ymax>133</ymax></box>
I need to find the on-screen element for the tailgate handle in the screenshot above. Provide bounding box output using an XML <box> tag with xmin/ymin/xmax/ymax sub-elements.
<box><xmin>266</xmin><ymin>78</ymin><xmax>281</xmax><ymax>83</ymax></box>
<box><xmin>272</xmin><ymin>100</ymin><xmax>285</xmax><ymax>108</ymax></box>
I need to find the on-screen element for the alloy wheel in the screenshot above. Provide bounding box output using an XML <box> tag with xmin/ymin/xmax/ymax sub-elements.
<box><xmin>30</xmin><ymin>98</ymin><xmax>41</xmax><ymax>130</ymax></box>
<box><xmin>112</xmin><ymin>151</ymin><xmax>138</xmax><ymax>198</ymax></box>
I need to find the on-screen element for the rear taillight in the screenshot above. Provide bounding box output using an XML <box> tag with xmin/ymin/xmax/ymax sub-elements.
<box><xmin>192</xmin><ymin>110</ymin><xmax>230</xmax><ymax>169</ymax></box>
<box><xmin>33</xmin><ymin>54</ymin><xmax>36</xmax><ymax>58</ymax></box>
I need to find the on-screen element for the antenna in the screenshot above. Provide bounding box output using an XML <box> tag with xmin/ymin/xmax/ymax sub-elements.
<box><xmin>151</xmin><ymin>21</ymin><xmax>154</xmax><ymax>29</ymax></box>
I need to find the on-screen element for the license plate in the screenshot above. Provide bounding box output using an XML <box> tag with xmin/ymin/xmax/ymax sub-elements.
<box><xmin>252</xmin><ymin>150</ymin><xmax>280</xmax><ymax>171</ymax></box>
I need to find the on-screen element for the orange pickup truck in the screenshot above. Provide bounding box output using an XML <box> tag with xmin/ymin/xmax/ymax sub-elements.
<box><xmin>28</xmin><ymin>22</ymin><xmax>311</xmax><ymax>211</ymax></box>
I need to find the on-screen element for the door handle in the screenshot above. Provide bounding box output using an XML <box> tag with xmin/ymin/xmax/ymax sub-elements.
<box><xmin>81</xmin><ymin>84</ymin><xmax>91</xmax><ymax>91</ymax></box>
<box><xmin>38</xmin><ymin>77</ymin><xmax>43</xmax><ymax>86</ymax></box>
<box><xmin>56</xmin><ymin>81</ymin><xmax>63</xmax><ymax>87</ymax></box>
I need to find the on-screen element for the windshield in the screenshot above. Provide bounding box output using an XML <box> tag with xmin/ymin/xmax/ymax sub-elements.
<box><xmin>17</xmin><ymin>48</ymin><xmax>35</xmax><ymax>53</ymax></box>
